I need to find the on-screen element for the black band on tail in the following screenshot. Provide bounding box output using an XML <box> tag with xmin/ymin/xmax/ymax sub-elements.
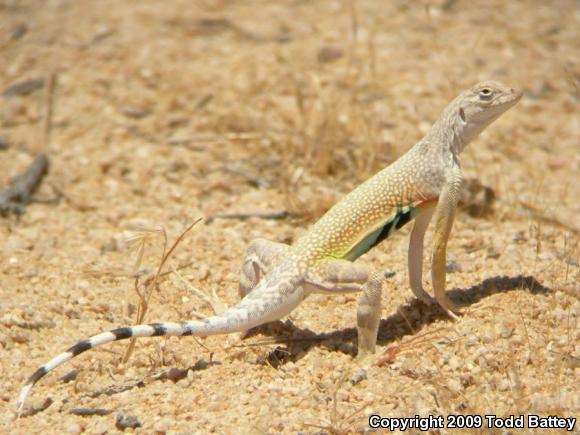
<box><xmin>111</xmin><ymin>327</ymin><xmax>133</xmax><ymax>340</ymax></box>
<box><xmin>149</xmin><ymin>323</ymin><xmax>167</xmax><ymax>336</ymax></box>
<box><xmin>27</xmin><ymin>366</ymin><xmax>48</xmax><ymax>385</ymax></box>
<box><xmin>67</xmin><ymin>340</ymin><xmax>93</xmax><ymax>357</ymax></box>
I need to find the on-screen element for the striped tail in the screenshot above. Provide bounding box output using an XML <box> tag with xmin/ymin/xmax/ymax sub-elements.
<box><xmin>17</xmin><ymin>265</ymin><xmax>305</xmax><ymax>415</ymax></box>
<box><xmin>16</xmin><ymin>316</ymin><xmax>241</xmax><ymax>415</ymax></box>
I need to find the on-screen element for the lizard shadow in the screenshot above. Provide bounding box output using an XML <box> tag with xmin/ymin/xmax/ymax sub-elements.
<box><xmin>251</xmin><ymin>274</ymin><xmax>551</xmax><ymax>367</ymax></box>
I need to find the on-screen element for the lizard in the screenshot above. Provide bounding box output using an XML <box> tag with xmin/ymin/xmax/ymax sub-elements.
<box><xmin>16</xmin><ymin>80</ymin><xmax>521</xmax><ymax>414</ymax></box>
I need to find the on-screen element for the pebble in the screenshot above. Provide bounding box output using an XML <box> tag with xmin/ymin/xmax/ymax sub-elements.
<box><xmin>447</xmin><ymin>378</ymin><xmax>462</xmax><ymax>394</ymax></box>
<box><xmin>499</xmin><ymin>322</ymin><xmax>514</xmax><ymax>338</ymax></box>
<box><xmin>115</xmin><ymin>413</ymin><xmax>142</xmax><ymax>430</ymax></box>
<box><xmin>66</xmin><ymin>422</ymin><xmax>83</xmax><ymax>434</ymax></box>
<box><xmin>482</xmin><ymin>329</ymin><xmax>496</xmax><ymax>343</ymax></box>
<box><xmin>446</xmin><ymin>259</ymin><xmax>463</xmax><ymax>273</ymax></box>
<box><xmin>206</xmin><ymin>401</ymin><xmax>225</xmax><ymax>412</ymax></box>
<box><xmin>351</xmin><ymin>369</ymin><xmax>367</xmax><ymax>385</ymax></box>
<box><xmin>153</xmin><ymin>418</ymin><xmax>172</xmax><ymax>433</ymax></box>
<box><xmin>448</xmin><ymin>356</ymin><xmax>461</xmax><ymax>370</ymax></box>
<box><xmin>497</xmin><ymin>378</ymin><xmax>510</xmax><ymax>392</ymax></box>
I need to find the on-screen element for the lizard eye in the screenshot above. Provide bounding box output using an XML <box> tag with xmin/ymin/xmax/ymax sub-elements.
<box><xmin>479</xmin><ymin>88</ymin><xmax>493</xmax><ymax>100</ymax></box>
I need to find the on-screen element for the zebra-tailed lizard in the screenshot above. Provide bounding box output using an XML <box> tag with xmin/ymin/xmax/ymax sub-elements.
<box><xmin>16</xmin><ymin>81</ymin><xmax>521</xmax><ymax>414</ymax></box>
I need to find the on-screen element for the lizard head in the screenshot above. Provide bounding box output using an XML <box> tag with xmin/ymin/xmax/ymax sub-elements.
<box><xmin>455</xmin><ymin>80</ymin><xmax>522</xmax><ymax>143</ymax></box>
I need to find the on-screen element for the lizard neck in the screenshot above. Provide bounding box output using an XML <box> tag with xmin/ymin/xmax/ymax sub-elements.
<box><xmin>425</xmin><ymin>105</ymin><xmax>471</xmax><ymax>157</ymax></box>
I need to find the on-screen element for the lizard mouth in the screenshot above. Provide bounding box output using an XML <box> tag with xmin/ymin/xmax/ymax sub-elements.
<box><xmin>508</xmin><ymin>88</ymin><xmax>523</xmax><ymax>104</ymax></box>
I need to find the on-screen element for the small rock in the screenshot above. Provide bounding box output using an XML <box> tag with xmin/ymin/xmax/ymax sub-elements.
<box><xmin>206</xmin><ymin>401</ymin><xmax>225</xmax><ymax>412</ymax></box>
<box><xmin>60</xmin><ymin>370</ymin><xmax>79</xmax><ymax>383</ymax></box>
<box><xmin>66</xmin><ymin>422</ymin><xmax>83</xmax><ymax>434</ymax></box>
<box><xmin>115</xmin><ymin>413</ymin><xmax>142</xmax><ymax>430</ymax></box>
<box><xmin>499</xmin><ymin>321</ymin><xmax>514</xmax><ymax>338</ymax></box>
<box><xmin>513</xmin><ymin>231</ymin><xmax>527</xmax><ymax>243</ymax></box>
<box><xmin>77</xmin><ymin>280</ymin><xmax>90</xmax><ymax>290</ymax></box>
<box><xmin>547</xmin><ymin>156</ymin><xmax>568</xmax><ymax>171</ymax></box>
<box><xmin>317</xmin><ymin>46</ymin><xmax>343</xmax><ymax>63</ymax></box>
<box><xmin>447</xmin><ymin>378</ymin><xmax>462</xmax><ymax>394</ymax></box>
<box><xmin>485</xmin><ymin>246</ymin><xmax>500</xmax><ymax>259</ymax></box>
<box><xmin>448</xmin><ymin>356</ymin><xmax>461</xmax><ymax>370</ymax></box>
<box><xmin>384</xmin><ymin>270</ymin><xmax>396</xmax><ymax>278</ymax></box>
<box><xmin>446</xmin><ymin>259</ymin><xmax>463</xmax><ymax>273</ymax></box>
<box><xmin>118</xmin><ymin>106</ymin><xmax>151</xmax><ymax>119</ymax></box>
<box><xmin>482</xmin><ymin>329</ymin><xmax>496</xmax><ymax>343</ymax></box>
<box><xmin>8</xmin><ymin>23</ymin><xmax>27</xmax><ymax>41</ymax></box>
<box><xmin>153</xmin><ymin>417</ymin><xmax>172</xmax><ymax>433</ymax></box>
<box><xmin>458</xmin><ymin>178</ymin><xmax>496</xmax><ymax>217</ymax></box>
<box><xmin>351</xmin><ymin>369</ymin><xmax>367</xmax><ymax>385</ymax></box>
<box><xmin>166</xmin><ymin>367</ymin><xmax>188</xmax><ymax>382</ymax></box>
<box><xmin>497</xmin><ymin>378</ymin><xmax>511</xmax><ymax>391</ymax></box>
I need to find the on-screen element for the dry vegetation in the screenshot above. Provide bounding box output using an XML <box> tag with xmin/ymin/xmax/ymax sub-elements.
<box><xmin>0</xmin><ymin>0</ymin><xmax>578</xmax><ymax>433</ymax></box>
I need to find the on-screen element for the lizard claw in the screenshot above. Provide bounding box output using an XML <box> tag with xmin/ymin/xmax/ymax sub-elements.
<box><xmin>444</xmin><ymin>307</ymin><xmax>461</xmax><ymax>321</ymax></box>
<box><xmin>436</xmin><ymin>297</ymin><xmax>461</xmax><ymax>321</ymax></box>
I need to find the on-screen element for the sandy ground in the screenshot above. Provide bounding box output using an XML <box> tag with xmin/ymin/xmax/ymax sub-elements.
<box><xmin>0</xmin><ymin>0</ymin><xmax>578</xmax><ymax>433</ymax></box>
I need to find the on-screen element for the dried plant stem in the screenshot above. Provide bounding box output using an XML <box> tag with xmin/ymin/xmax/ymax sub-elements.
<box><xmin>122</xmin><ymin>218</ymin><xmax>202</xmax><ymax>364</ymax></box>
<box><xmin>42</xmin><ymin>71</ymin><xmax>57</xmax><ymax>151</ymax></box>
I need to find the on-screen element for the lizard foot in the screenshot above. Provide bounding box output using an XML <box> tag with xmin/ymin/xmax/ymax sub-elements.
<box><xmin>351</xmin><ymin>352</ymin><xmax>374</xmax><ymax>385</ymax></box>
<box><xmin>436</xmin><ymin>296</ymin><xmax>462</xmax><ymax>321</ymax></box>
<box><xmin>173</xmin><ymin>269</ymin><xmax>227</xmax><ymax>316</ymax></box>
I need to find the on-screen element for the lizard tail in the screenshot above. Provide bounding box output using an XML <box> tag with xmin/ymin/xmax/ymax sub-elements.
<box><xmin>17</xmin><ymin>264</ymin><xmax>304</xmax><ymax>415</ymax></box>
<box><xmin>16</xmin><ymin>313</ymin><xmax>258</xmax><ymax>414</ymax></box>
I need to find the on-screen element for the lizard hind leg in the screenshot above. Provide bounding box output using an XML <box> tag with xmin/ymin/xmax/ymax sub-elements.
<box><xmin>304</xmin><ymin>260</ymin><xmax>384</xmax><ymax>362</ymax></box>
<box><xmin>239</xmin><ymin>238</ymin><xmax>290</xmax><ymax>298</ymax></box>
<box><xmin>237</xmin><ymin>239</ymin><xmax>291</xmax><ymax>339</ymax></box>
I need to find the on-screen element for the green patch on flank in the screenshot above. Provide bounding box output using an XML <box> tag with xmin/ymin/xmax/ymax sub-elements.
<box><xmin>343</xmin><ymin>205</ymin><xmax>417</xmax><ymax>261</ymax></box>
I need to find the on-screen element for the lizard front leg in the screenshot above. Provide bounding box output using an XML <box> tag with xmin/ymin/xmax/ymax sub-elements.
<box><xmin>408</xmin><ymin>200</ymin><xmax>437</xmax><ymax>304</ymax></box>
<box><xmin>305</xmin><ymin>260</ymin><xmax>384</xmax><ymax>360</ymax></box>
<box><xmin>431</xmin><ymin>170</ymin><xmax>463</xmax><ymax>320</ymax></box>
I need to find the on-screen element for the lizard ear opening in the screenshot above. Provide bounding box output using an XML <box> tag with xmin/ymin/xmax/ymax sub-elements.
<box><xmin>459</xmin><ymin>107</ymin><xmax>466</xmax><ymax>123</ymax></box>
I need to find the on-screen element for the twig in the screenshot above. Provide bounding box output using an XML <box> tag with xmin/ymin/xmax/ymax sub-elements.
<box><xmin>1</xmin><ymin>78</ymin><xmax>44</xmax><ymax>98</ymax></box>
<box><xmin>206</xmin><ymin>210</ymin><xmax>295</xmax><ymax>224</ymax></box>
<box><xmin>0</xmin><ymin>154</ymin><xmax>50</xmax><ymax>216</ymax></box>
<box><xmin>69</xmin><ymin>408</ymin><xmax>113</xmax><ymax>416</ymax></box>
<box><xmin>374</xmin><ymin>327</ymin><xmax>451</xmax><ymax>367</ymax></box>
<box><xmin>348</xmin><ymin>0</ymin><xmax>358</xmax><ymax>76</ymax></box>
<box><xmin>42</xmin><ymin>71</ymin><xmax>57</xmax><ymax>150</ymax></box>
<box><xmin>304</xmin><ymin>373</ymin><xmax>374</xmax><ymax>434</ymax></box>
<box><xmin>228</xmin><ymin>336</ymin><xmax>326</xmax><ymax>349</ymax></box>
<box><xmin>222</xmin><ymin>164</ymin><xmax>271</xmax><ymax>188</ymax></box>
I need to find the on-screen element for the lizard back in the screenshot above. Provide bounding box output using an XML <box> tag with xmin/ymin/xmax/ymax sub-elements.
<box><xmin>293</xmin><ymin>153</ymin><xmax>428</xmax><ymax>262</ymax></box>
